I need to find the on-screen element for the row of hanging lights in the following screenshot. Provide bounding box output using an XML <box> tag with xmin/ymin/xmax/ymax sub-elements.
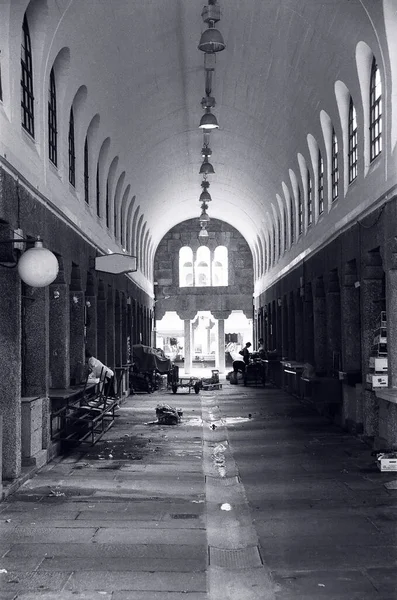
<box><xmin>197</xmin><ymin>0</ymin><xmax>225</xmax><ymax>238</ymax></box>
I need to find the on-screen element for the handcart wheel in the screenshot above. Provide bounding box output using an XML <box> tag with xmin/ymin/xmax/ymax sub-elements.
<box><xmin>172</xmin><ymin>384</ymin><xmax>178</xmax><ymax>394</ymax></box>
<box><xmin>194</xmin><ymin>382</ymin><xmax>200</xmax><ymax>394</ymax></box>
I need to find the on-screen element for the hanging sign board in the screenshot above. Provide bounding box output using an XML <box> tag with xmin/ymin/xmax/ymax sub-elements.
<box><xmin>95</xmin><ymin>253</ymin><xmax>137</xmax><ymax>274</ymax></box>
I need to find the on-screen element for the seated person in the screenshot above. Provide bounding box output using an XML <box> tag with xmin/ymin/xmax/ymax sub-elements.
<box><xmin>85</xmin><ymin>349</ymin><xmax>115</xmax><ymax>397</ymax></box>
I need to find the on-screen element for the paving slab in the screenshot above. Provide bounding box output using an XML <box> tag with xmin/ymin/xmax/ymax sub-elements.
<box><xmin>65</xmin><ymin>570</ymin><xmax>207</xmax><ymax>592</ymax></box>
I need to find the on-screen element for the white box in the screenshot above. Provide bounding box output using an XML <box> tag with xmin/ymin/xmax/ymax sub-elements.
<box><xmin>369</xmin><ymin>357</ymin><xmax>388</xmax><ymax>372</ymax></box>
<box><xmin>378</xmin><ymin>457</ymin><xmax>397</xmax><ymax>471</ymax></box>
<box><xmin>366</xmin><ymin>374</ymin><xmax>388</xmax><ymax>387</ymax></box>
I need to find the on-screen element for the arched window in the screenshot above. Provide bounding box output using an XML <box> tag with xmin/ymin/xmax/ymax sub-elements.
<box><xmin>370</xmin><ymin>57</ymin><xmax>382</xmax><ymax>161</ymax></box>
<box><xmin>96</xmin><ymin>162</ymin><xmax>100</xmax><ymax>216</ymax></box>
<box><xmin>106</xmin><ymin>178</ymin><xmax>110</xmax><ymax>228</ymax></box>
<box><xmin>195</xmin><ymin>246</ymin><xmax>210</xmax><ymax>287</ymax></box>
<box><xmin>284</xmin><ymin>207</ymin><xmax>287</xmax><ymax>251</ymax></box>
<box><xmin>272</xmin><ymin>224</ymin><xmax>276</xmax><ymax>263</ymax></box>
<box><xmin>68</xmin><ymin>108</ymin><xmax>75</xmax><ymax>186</ymax></box>
<box><xmin>48</xmin><ymin>68</ymin><xmax>57</xmax><ymax>165</ymax></box>
<box><xmin>84</xmin><ymin>136</ymin><xmax>89</xmax><ymax>203</ymax></box>
<box><xmin>179</xmin><ymin>246</ymin><xmax>194</xmax><ymax>287</ymax></box>
<box><xmin>21</xmin><ymin>14</ymin><xmax>34</xmax><ymax>137</ymax></box>
<box><xmin>298</xmin><ymin>186</ymin><xmax>303</xmax><ymax>235</ymax></box>
<box><xmin>331</xmin><ymin>128</ymin><xmax>339</xmax><ymax>201</ymax></box>
<box><xmin>277</xmin><ymin>218</ymin><xmax>281</xmax><ymax>256</ymax></box>
<box><xmin>307</xmin><ymin>170</ymin><xmax>313</xmax><ymax>226</ymax></box>
<box><xmin>212</xmin><ymin>246</ymin><xmax>228</xmax><ymax>286</ymax></box>
<box><xmin>318</xmin><ymin>149</ymin><xmax>324</xmax><ymax>215</ymax></box>
<box><xmin>290</xmin><ymin>196</ymin><xmax>295</xmax><ymax>244</ymax></box>
<box><xmin>348</xmin><ymin>97</ymin><xmax>358</xmax><ymax>183</ymax></box>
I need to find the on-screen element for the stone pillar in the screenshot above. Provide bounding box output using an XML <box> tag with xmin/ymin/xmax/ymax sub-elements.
<box><xmin>326</xmin><ymin>270</ymin><xmax>342</xmax><ymax>372</ymax></box>
<box><xmin>217</xmin><ymin>319</ymin><xmax>225</xmax><ymax>373</ymax></box>
<box><xmin>282</xmin><ymin>296</ymin><xmax>289</xmax><ymax>359</ymax></box>
<box><xmin>107</xmin><ymin>285</ymin><xmax>115</xmax><ymax>368</ymax></box>
<box><xmin>184</xmin><ymin>319</ymin><xmax>192</xmax><ymax>374</ymax></box>
<box><xmin>21</xmin><ymin>284</ymin><xmax>50</xmax><ymax>451</ymax></box>
<box><xmin>288</xmin><ymin>291</ymin><xmax>296</xmax><ymax>360</ymax></box>
<box><xmin>361</xmin><ymin>249</ymin><xmax>384</xmax><ymax>437</ymax></box>
<box><xmin>97</xmin><ymin>281</ymin><xmax>107</xmax><ymax>364</ymax></box>
<box><xmin>49</xmin><ymin>264</ymin><xmax>70</xmax><ymax>389</ymax></box>
<box><xmin>294</xmin><ymin>290</ymin><xmax>304</xmax><ymax>362</ymax></box>
<box><xmin>69</xmin><ymin>279</ymin><xmax>85</xmax><ymax>386</ymax></box>
<box><xmin>303</xmin><ymin>282</ymin><xmax>314</xmax><ymax>365</ymax></box>
<box><xmin>341</xmin><ymin>259</ymin><xmax>362</xmax><ymax>432</ymax></box>
<box><xmin>276</xmin><ymin>301</ymin><xmax>282</xmax><ymax>356</ymax></box>
<box><xmin>121</xmin><ymin>294</ymin><xmax>128</xmax><ymax>364</ymax></box>
<box><xmin>387</xmin><ymin>268</ymin><xmax>397</xmax><ymax>389</ymax></box>
<box><xmin>115</xmin><ymin>292</ymin><xmax>122</xmax><ymax>366</ymax></box>
<box><xmin>0</xmin><ymin>269</ymin><xmax>22</xmax><ymax>480</ymax></box>
<box><xmin>313</xmin><ymin>277</ymin><xmax>327</xmax><ymax>374</ymax></box>
<box><xmin>85</xmin><ymin>295</ymin><xmax>97</xmax><ymax>356</ymax></box>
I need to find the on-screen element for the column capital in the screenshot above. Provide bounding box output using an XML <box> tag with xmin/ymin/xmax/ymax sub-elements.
<box><xmin>211</xmin><ymin>310</ymin><xmax>231</xmax><ymax>320</ymax></box>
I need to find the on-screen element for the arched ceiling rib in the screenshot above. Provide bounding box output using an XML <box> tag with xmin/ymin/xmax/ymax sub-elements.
<box><xmin>26</xmin><ymin>0</ymin><xmax>386</xmax><ymax>251</ymax></box>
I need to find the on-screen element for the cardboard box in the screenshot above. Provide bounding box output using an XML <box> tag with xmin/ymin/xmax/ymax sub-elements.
<box><xmin>369</xmin><ymin>357</ymin><xmax>388</xmax><ymax>372</ymax></box>
<box><xmin>366</xmin><ymin>374</ymin><xmax>388</xmax><ymax>387</ymax></box>
<box><xmin>378</xmin><ymin>457</ymin><xmax>397</xmax><ymax>471</ymax></box>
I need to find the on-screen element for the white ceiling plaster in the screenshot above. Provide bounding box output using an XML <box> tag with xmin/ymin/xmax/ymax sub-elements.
<box><xmin>40</xmin><ymin>0</ymin><xmax>383</xmax><ymax>251</ymax></box>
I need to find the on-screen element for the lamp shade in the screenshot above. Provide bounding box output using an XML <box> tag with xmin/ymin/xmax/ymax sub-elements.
<box><xmin>198</xmin><ymin>227</ymin><xmax>209</xmax><ymax>238</ymax></box>
<box><xmin>199</xmin><ymin>109</ymin><xmax>219</xmax><ymax>130</ymax></box>
<box><xmin>198</xmin><ymin>27</ymin><xmax>225</xmax><ymax>53</ymax></box>
<box><xmin>200</xmin><ymin>190</ymin><xmax>212</xmax><ymax>202</ymax></box>
<box><xmin>199</xmin><ymin>158</ymin><xmax>215</xmax><ymax>175</ymax></box>
<box><xmin>17</xmin><ymin>239</ymin><xmax>59</xmax><ymax>287</ymax></box>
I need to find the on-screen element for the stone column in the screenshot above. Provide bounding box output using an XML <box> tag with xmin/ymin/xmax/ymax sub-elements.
<box><xmin>21</xmin><ymin>284</ymin><xmax>50</xmax><ymax>451</ymax></box>
<box><xmin>49</xmin><ymin>264</ymin><xmax>70</xmax><ymax>389</ymax></box>
<box><xmin>303</xmin><ymin>282</ymin><xmax>314</xmax><ymax>364</ymax></box>
<box><xmin>97</xmin><ymin>281</ymin><xmax>107</xmax><ymax>364</ymax></box>
<box><xmin>341</xmin><ymin>259</ymin><xmax>362</xmax><ymax>432</ymax></box>
<box><xmin>114</xmin><ymin>292</ymin><xmax>122</xmax><ymax>366</ymax></box>
<box><xmin>276</xmin><ymin>301</ymin><xmax>282</xmax><ymax>356</ymax></box>
<box><xmin>313</xmin><ymin>277</ymin><xmax>327</xmax><ymax>374</ymax></box>
<box><xmin>361</xmin><ymin>249</ymin><xmax>384</xmax><ymax>437</ymax></box>
<box><xmin>121</xmin><ymin>294</ymin><xmax>128</xmax><ymax>364</ymax></box>
<box><xmin>288</xmin><ymin>291</ymin><xmax>296</xmax><ymax>360</ymax></box>
<box><xmin>0</xmin><ymin>269</ymin><xmax>22</xmax><ymax>480</ymax></box>
<box><xmin>217</xmin><ymin>318</ymin><xmax>225</xmax><ymax>373</ymax></box>
<box><xmin>107</xmin><ymin>285</ymin><xmax>115</xmax><ymax>368</ymax></box>
<box><xmin>326</xmin><ymin>270</ymin><xmax>342</xmax><ymax>372</ymax></box>
<box><xmin>294</xmin><ymin>290</ymin><xmax>304</xmax><ymax>362</ymax></box>
<box><xmin>85</xmin><ymin>295</ymin><xmax>97</xmax><ymax>356</ymax></box>
<box><xmin>282</xmin><ymin>296</ymin><xmax>289</xmax><ymax>359</ymax></box>
<box><xmin>69</xmin><ymin>291</ymin><xmax>85</xmax><ymax>386</ymax></box>
<box><xmin>184</xmin><ymin>319</ymin><xmax>192</xmax><ymax>374</ymax></box>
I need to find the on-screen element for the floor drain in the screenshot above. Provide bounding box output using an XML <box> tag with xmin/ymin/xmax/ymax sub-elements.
<box><xmin>209</xmin><ymin>546</ymin><xmax>262</xmax><ymax>568</ymax></box>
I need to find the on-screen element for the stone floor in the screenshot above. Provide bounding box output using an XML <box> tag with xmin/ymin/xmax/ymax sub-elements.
<box><xmin>0</xmin><ymin>381</ymin><xmax>396</xmax><ymax>599</ymax></box>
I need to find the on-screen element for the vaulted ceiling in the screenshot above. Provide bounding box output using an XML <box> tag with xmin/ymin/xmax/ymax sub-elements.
<box><xmin>9</xmin><ymin>0</ymin><xmax>391</xmax><ymax>256</ymax></box>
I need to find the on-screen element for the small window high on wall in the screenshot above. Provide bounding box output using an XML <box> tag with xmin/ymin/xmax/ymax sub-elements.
<box><xmin>179</xmin><ymin>246</ymin><xmax>194</xmax><ymax>287</ymax></box>
<box><xmin>212</xmin><ymin>246</ymin><xmax>228</xmax><ymax>286</ymax></box>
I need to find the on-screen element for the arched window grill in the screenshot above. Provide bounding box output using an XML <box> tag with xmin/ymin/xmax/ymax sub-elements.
<box><xmin>370</xmin><ymin>58</ymin><xmax>382</xmax><ymax>161</ymax></box>
<box><xmin>195</xmin><ymin>246</ymin><xmax>211</xmax><ymax>287</ymax></box>
<box><xmin>290</xmin><ymin>197</ymin><xmax>295</xmax><ymax>244</ymax></box>
<box><xmin>348</xmin><ymin>97</ymin><xmax>358</xmax><ymax>183</ymax></box>
<box><xmin>106</xmin><ymin>178</ymin><xmax>110</xmax><ymax>228</ymax></box>
<box><xmin>84</xmin><ymin>137</ymin><xmax>89</xmax><ymax>203</ymax></box>
<box><xmin>318</xmin><ymin>149</ymin><xmax>324</xmax><ymax>215</ymax></box>
<box><xmin>307</xmin><ymin>170</ymin><xmax>313</xmax><ymax>226</ymax></box>
<box><xmin>48</xmin><ymin>68</ymin><xmax>57</xmax><ymax>165</ymax></box>
<box><xmin>331</xmin><ymin>128</ymin><xmax>339</xmax><ymax>201</ymax></box>
<box><xmin>96</xmin><ymin>163</ymin><xmax>100</xmax><ymax>216</ymax></box>
<box><xmin>284</xmin><ymin>207</ymin><xmax>287</xmax><ymax>251</ymax></box>
<box><xmin>212</xmin><ymin>246</ymin><xmax>228</xmax><ymax>286</ymax></box>
<box><xmin>179</xmin><ymin>246</ymin><xmax>194</xmax><ymax>287</ymax></box>
<box><xmin>68</xmin><ymin>108</ymin><xmax>75</xmax><ymax>186</ymax></box>
<box><xmin>298</xmin><ymin>186</ymin><xmax>303</xmax><ymax>235</ymax></box>
<box><xmin>21</xmin><ymin>14</ymin><xmax>34</xmax><ymax>137</ymax></box>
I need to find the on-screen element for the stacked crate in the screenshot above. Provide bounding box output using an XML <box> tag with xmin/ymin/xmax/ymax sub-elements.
<box><xmin>367</xmin><ymin>311</ymin><xmax>388</xmax><ymax>389</ymax></box>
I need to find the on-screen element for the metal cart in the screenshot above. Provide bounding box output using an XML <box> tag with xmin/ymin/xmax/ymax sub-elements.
<box><xmin>167</xmin><ymin>364</ymin><xmax>201</xmax><ymax>394</ymax></box>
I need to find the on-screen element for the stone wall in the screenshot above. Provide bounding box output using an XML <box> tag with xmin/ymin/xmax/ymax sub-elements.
<box><xmin>154</xmin><ymin>218</ymin><xmax>253</xmax><ymax>320</ymax></box>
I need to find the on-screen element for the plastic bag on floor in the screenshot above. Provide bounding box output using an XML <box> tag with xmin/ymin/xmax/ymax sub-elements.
<box><xmin>155</xmin><ymin>403</ymin><xmax>182</xmax><ymax>425</ymax></box>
